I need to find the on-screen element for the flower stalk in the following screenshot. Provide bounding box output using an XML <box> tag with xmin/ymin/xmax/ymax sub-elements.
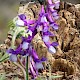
<box><xmin>26</xmin><ymin>56</ymin><xmax>29</xmax><ymax>80</ymax></box>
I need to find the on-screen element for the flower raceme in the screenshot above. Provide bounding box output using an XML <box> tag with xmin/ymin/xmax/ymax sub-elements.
<box><xmin>7</xmin><ymin>0</ymin><xmax>60</xmax><ymax>79</ymax></box>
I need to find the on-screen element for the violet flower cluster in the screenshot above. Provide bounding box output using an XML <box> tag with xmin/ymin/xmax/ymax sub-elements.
<box><xmin>7</xmin><ymin>0</ymin><xmax>60</xmax><ymax>79</ymax></box>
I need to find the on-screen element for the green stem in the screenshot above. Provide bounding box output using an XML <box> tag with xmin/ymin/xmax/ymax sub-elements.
<box><xmin>26</xmin><ymin>56</ymin><xmax>28</xmax><ymax>80</ymax></box>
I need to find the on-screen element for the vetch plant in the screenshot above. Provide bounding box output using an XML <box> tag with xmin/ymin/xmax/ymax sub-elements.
<box><xmin>6</xmin><ymin>0</ymin><xmax>60</xmax><ymax>79</ymax></box>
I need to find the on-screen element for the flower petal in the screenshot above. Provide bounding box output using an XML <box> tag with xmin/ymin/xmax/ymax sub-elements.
<box><xmin>41</xmin><ymin>57</ymin><xmax>47</xmax><ymax>62</ymax></box>
<box><xmin>35</xmin><ymin>62</ymin><xmax>44</xmax><ymax>69</ymax></box>
<box><xmin>18</xmin><ymin>14</ymin><xmax>26</xmax><ymax>20</ymax></box>
<box><xmin>16</xmin><ymin>20</ymin><xmax>24</xmax><ymax>26</ymax></box>
<box><xmin>43</xmin><ymin>35</ymin><xmax>49</xmax><ymax>42</ymax></box>
<box><xmin>43</xmin><ymin>31</ymin><xmax>54</xmax><ymax>36</ymax></box>
<box><xmin>30</xmin><ymin>57</ymin><xmax>38</xmax><ymax>75</ymax></box>
<box><xmin>9</xmin><ymin>54</ymin><xmax>17</xmax><ymax>62</ymax></box>
<box><xmin>48</xmin><ymin>0</ymin><xmax>53</xmax><ymax>4</ymax></box>
<box><xmin>53</xmin><ymin>15</ymin><xmax>59</xmax><ymax>20</ymax></box>
<box><xmin>31</xmin><ymin>49</ymin><xmax>39</xmax><ymax>61</ymax></box>
<box><xmin>51</xmin><ymin>42</ymin><xmax>59</xmax><ymax>46</ymax></box>
<box><xmin>52</xmin><ymin>10</ymin><xmax>58</xmax><ymax>16</ymax></box>
<box><xmin>50</xmin><ymin>23</ymin><xmax>58</xmax><ymax>30</ymax></box>
<box><xmin>26</xmin><ymin>29</ymin><xmax>33</xmax><ymax>36</ymax></box>
<box><xmin>49</xmin><ymin>4</ymin><xmax>55</xmax><ymax>9</ymax></box>
<box><xmin>22</xmin><ymin>42</ymin><xmax>29</xmax><ymax>49</ymax></box>
<box><xmin>49</xmin><ymin>46</ymin><xmax>56</xmax><ymax>53</ymax></box>
<box><xmin>55</xmin><ymin>1</ymin><xmax>60</xmax><ymax>9</ymax></box>
<box><xmin>30</xmin><ymin>62</ymin><xmax>37</xmax><ymax>79</ymax></box>
<box><xmin>27</xmin><ymin>20</ymin><xmax>35</xmax><ymax>24</ymax></box>
<box><xmin>37</xmin><ymin>25</ymin><xmax>43</xmax><ymax>32</ymax></box>
<box><xmin>43</xmin><ymin>25</ymin><xmax>49</xmax><ymax>32</ymax></box>
<box><xmin>41</xmin><ymin>16</ymin><xmax>47</xmax><ymax>23</ymax></box>
<box><xmin>47</xmin><ymin>11</ymin><xmax>53</xmax><ymax>23</ymax></box>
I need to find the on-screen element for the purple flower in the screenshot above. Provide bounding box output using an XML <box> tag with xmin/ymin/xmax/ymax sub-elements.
<box><xmin>40</xmin><ymin>16</ymin><xmax>47</xmax><ymax>23</ymax></box>
<box><xmin>46</xmin><ymin>10</ymin><xmax>53</xmax><ymax>23</ymax></box>
<box><xmin>39</xmin><ymin>5</ymin><xmax>48</xmax><ymax>24</ymax></box>
<box><xmin>43</xmin><ymin>23</ymin><xmax>49</xmax><ymax>32</ymax></box>
<box><xmin>26</xmin><ymin>29</ymin><xmax>33</xmax><ymax>36</ymax></box>
<box><xmin>35</xmin><ymin>62</ymin><xmax>43</xmax><ymax>70</ymax></box>
<box><xmin>47</xmin><ymin>0</ymin><xmax>59</xmax><ymax>20</ymax></box>
<box><xmin>29</xmin><ymin>56</ymin><xmax>46</xmax><ymax>79</ymax></box>
<box><xmin>7</xmin><ymin>2</ymin><xmax>60</xmax><ymax>79</ymax></box>
<box><xmin>31</xmin><ymin>48</ymin><xmax>39</xmax><ymax>62</ymax></box>
<box><xmin>7</xmin><ymin>48</ymin><xmax>21</xmax><ymax>55</ymax></box>
<box><xmin>50</xmin><ymin>22</ymin><xmax>59</xmax><ymax>30</ymax></box>
<box><xmin>43</xmin><ymin>42</ymin><xmax>56</xmax><ymax>54</ymax></box>
<box><xmin>37</xmin><ymin>25</ymin><xmax>43</xmax><ymax>32</ymax></box>
<box><xmin>17</xmin><ymin>14</ymin><xmax>36</xmax><ymax>27</ymax></box>
<box><xmin>43</xmin><ymin>31</ymin><xmax>54</xmax><ymax>36</ymax></box>
<box><xmin>30</xmin><ymin>61</ymin><xmax>37</xmax><ymax>79</ymax></box>
<box><xmin>46</xmin><ymin>8</ymin><xmax>59</xmax><ymax>30</ymax></box>
<box><xmin>30</xmin><ymin>57</ymin><xmax>38</xmax><ymax>75</ymax></box>
<box><xmin>48</xmin><ymin>45</ymin><xmax>56</xmax><ymax>53</ymax></box>
<box><xmin>48</xmin><ymin>0</ymin><xmax>53</xmax><ymax>4</ymax></box>
<box><xmin>52</xmin><ymin>10</ymin><xmax>58</xmax><ymax>16</ymax></box>
<box><xmin>54</xmin><ymin>1</ymin><xmax>60</xmax><ymax>9</ymax></box>
<box><xmin>53</xmin><ymin>15</ymin><xmax>59</xmax><ymax>20</ymax></box>
<box><xmin>43</xmin><ymin>35</ymin><xmax>49</xmax><ymax>42</ymax></box>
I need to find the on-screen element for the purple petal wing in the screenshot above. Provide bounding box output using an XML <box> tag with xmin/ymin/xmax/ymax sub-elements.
<box><xmin>51</xmin><ymin>42</ymin><xmax>59</xmax><ymax>46</ymax></box>
<box><xmin>18</xmin><ymin>14</ymin><xmax>26</xmax><ymax>20</ymax></box>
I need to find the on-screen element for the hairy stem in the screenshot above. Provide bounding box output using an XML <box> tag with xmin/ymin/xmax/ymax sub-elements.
<box><xmin>13</xmin><ymin>62</ymin><xmax>26</xmax><ymax>80</ymax></box>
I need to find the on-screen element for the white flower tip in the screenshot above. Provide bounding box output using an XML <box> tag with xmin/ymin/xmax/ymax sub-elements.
<box><xmin>53</xmin><ymin>25</ymin><xmax>58</xmax><ymax>30</ymax></box>
<box><xmin>29</xmin><ymin>30</ymin><xmax>32</xmax><ymax>36</ymax></box>
<box><xmin>43</xmin><ymin>36</ymin><xmax>49</xmax><ymax>42</ymax></box>
<box><xmin>26</xmin><ymin>53</ymin><xmax>29</xmax><ymax>57</ymax></box>
<box><xmin>52</xmin><ymin>12</ymin><xmax>58</xmax><ymax>16</ymax></box>
<box><xmin>55</xmin><ymin>4</ymin><xmax>60</xmax><ymax>9</ymax></box>
<box><xmin>37</xmin><ymin>25</ymin><xmax>42</xmax><ymax>32</ymax></box>
<box><xmin>49</xmin><ymin>46</ymin><xmax>56</xmax><ymax>53</ymax></box>
<box><xmin>22</xmin><ymin>42</ymin><xmax>29</xmax><ymax>49</ymax></box>
<box><xmin>41</xmin><ymin>16</ymin><xmax>47</xmax><ymax>23</ymax></box>
<box><xmin>16</xmin><ymin>20</ymin><xmax>24</xmax><ymax>26</ymax></box>
<box><xmin>55</xmin><ymin>1</ymin><xmax>60</xmax><ymax>9</ymax></box>
<box><xmin>27</xmin><ymin>29</ymin><xmax>32</xmax><ymax>36</ymax></box>
<box><xmin>35</xmin><ymin>63</ymin><xmax>43</xmax><ymax>69</ymax></box>
<box><xmin>54</xmin><ymin>16</ymin><xmax>59</xmax><ymax>20</ymax></box>
<box><xmin>10</xmin><ymin>54</ymin><xmax>17</xmax><ymax>62</ymax></box>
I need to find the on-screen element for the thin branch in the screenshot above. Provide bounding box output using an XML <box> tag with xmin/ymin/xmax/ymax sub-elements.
<box><xmin>13</xmin><ymin>62</ymin><xmax>26</xmax><ymax>80</ymax></box>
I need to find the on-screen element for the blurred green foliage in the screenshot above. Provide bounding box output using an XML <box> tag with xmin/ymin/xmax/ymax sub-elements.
<box><xmin>0</xmin><ymin>1</ymin><xmax>19</xmax><ymax>44</ymax></box>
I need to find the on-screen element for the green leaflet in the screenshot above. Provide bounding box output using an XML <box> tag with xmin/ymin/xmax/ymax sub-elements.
<box><xmin>14</xmin><ymin>77</ymin><xmax>19</xmax><ymax>80</ymax></box>
<box><xmin>0</xmin><ymin>52</ymin><xmax>3</xmax><ymax>59</ymax></box>
<box><xmin>51</xmin><ymin>75</ymin><xmax>63</xmax><ymax>79</ymax></box>
<box><xmin>0</xmin><ymin>53</ymin><xmax>9</xmax><ymax>62</ymax></box>
<box><xmin>11</xmin><ymin>27</ymin><xmax>28</xmax><ymax>49</ymax></box>
<box><xmin>7</xmin><ymin>20</ymin><xmax>15</xmax><ymax>28</ymax></box>
<box><xmin>37</xmin><ymin>77</ymin><xmax>42</xmax><ymax>80</ymax></box>
<box><xmin>7</xmin><ymin>16</ymin><xmax>18</xmax><ymax>28</ymax></box>
<box><xmin>0</xmin><ymin>74</ymin><xmax>6</xmax><ymax>80</ymax></box>
<box><xmin>36</xmin><ymin>76</ymin><xmax>47</xmax><ymax>80</ymax></box>
<box><xmin>36</xmin><ymin>75</ymin><xmax>63</xmax><ymax>80</ymax></box>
